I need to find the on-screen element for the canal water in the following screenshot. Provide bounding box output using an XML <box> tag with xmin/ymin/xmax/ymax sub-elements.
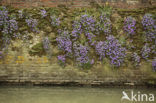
<box><xmin>0</xmin><ymin>86</ymin><xmax>155</xmax><ymax>103</ymax></box>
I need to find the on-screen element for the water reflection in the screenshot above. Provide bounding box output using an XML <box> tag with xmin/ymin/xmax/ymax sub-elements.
<box><xmin>0</xmin><ymin>86</ymin><xmax>155</xmax><ymax>103</ymax></box>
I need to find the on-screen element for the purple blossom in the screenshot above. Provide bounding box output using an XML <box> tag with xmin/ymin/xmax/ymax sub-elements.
<box><xmin>13</xmin><ymin>33</ymin><xmax>21</xmax><ymax>39</ymax></box>
<box><xmin>71</xmin><ymin>21</ymin><xmax>82</xmax><ymax>40</ymax></box>
<box><xmin>25</xmin><ymin>18</ymin><xmax>38</xmax><ymax>32</ymax></box>
<box><xmin>142</xmin><ymin>14</ymin><xmax>156</xmax><ymax>42</ymax></box>
<box><xmin>97</xmin><ymin>14</ymin><xmax>112</xmax><ymax>35</ymax></box>
<box><xmin>72</xmin><ymin>14</ymin><xmax>96</xmax><ymax>44</ymax></box>
<box><xmin>0</xmin><ymin>7</ymin><xmax>18</xmax><ymax>35</ymax></box>
<box><xmin>73</xmin><ymin>42</ymin><xmax>91</xmax><ymax>66</ymax></box>
<box><xmin>152</xmin><ymin>58</ymin><xmax>156</xmax><ymax>72</ymax></box>
<box><xmin>141</xmin><ymin>43</ymin><xmax>151</xmax><ymax>60</ymax></box>
<box><xmin>58</xmin><ymin>55</ymin><xmax>66</xmax><ymax>63</ymax></box>
<box><xmin>85</xmin><ymin>32</ymin><xmax>96</xmax><ymax>45</ymax></box>
<box><xmin>0</xmin><ymin>51</ymin><xmax>4</xmax><ymax>59</ymax></box>
<box><xmin>8</xmin><ymin>18</ymin><xmax>18</xmax><ymax>34</ymax></box>
<box><xmin>80</xmin><ymin>14</ymin><xmax>96</xmax><ymax>32</ymax></box>
<box><xmin>142</xmin><ymin>14</ymin><xmax>155</xmax><ymax>30</ymax></box>
<box><xmin>50</xmin><ymin>15</ymin><xmax>60</xmax><ymax>27</ymax></box>
<box><xmin>43</xmin><ymin>37</ymin><xmax>50</xmax><ymax>51</ymax></box>
<box><xmin>2</xmin><ymin>37</ymin><xmax>11</xmax><ymax>49</ymax></box>
<box><xmin>144</xmin><ymin>31</ymin><xmax>156</xmax><ymax>42</ymax></box>
<box><xmin>131</xmin><ymin>52</ymin><xmax>140</xmax><ymax>66</ymax></box>
<box><xmin>0</xmin><ymin>6</ymin><xmax>8</xmax><ymax>26</ymax></box>
<box><xmin>56</xmin><ymin>30</ymin><xmax>72</xmax><ymax>55</ymax></box>
<box><xmin>96</xmin><ymin>35</ymin><xmax>126</xmax><ymax>67</ymax></box>
<box><xmin>124</xmin><ymin>16</ymin><xmax>136</xmax><ymax>36</ymax></box>
<box><xmin>40</xmin><ymin>9</ymin><xmax>47</xmax><ymax>18</ymax></box>
<box><xmin>18</xmin><ymin>10</ymin><xmax>23</xmax><ymax>18</ymax></box>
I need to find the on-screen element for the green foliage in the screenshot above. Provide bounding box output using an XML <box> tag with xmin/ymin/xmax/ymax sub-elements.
<box><xmin>98</xmin><ymin>5</ymin><xmax>112</xmax><ymax>16</ymax></box>
<box><xmin>29</xmin><ymin>42</ymin><xmax>45</xmax><ymax>56</ymax></box>
<box><xmin>79</xmin><ymin>62</ymin><xmax>93</xmax><ymax>70</ymax></box>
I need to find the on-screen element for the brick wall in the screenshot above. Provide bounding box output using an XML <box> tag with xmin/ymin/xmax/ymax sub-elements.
<box><xmin>0</xmin><ymin>0</ymin><xmax>155</xmax><ymax>8</ymax></box>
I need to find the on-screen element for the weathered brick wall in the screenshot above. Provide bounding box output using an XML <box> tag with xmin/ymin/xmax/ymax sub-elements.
<box><xmin>0</xmin><ymin>0</ymin><xmax>155</xmax><ymax>8</ymax></box>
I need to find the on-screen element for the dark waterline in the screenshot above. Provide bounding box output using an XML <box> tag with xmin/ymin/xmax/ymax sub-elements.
<box><xmin>0</xmin><ymin>86</ymin><xmax>155</xmax><ymax>103</ymax></box>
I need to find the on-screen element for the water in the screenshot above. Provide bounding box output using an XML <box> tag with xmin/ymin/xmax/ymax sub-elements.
<box><xmin>0</xmin><ymin>86</ymin><xmax>155</xmax><ymax>103</ymax></box>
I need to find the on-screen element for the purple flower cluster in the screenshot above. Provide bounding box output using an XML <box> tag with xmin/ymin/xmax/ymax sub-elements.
<box><xmin>73</xmin><ymin>42</ymin><xmax>91</xmax><ymax>66</ymax></box>
<box><xmin>56</xmin><ymin>30</ymin><xmax>72</xmax><ymax>55</ymax></box>
<box><xmin>141</xmin><ymin>43</ymin><xmax>151</xmax><ymax>60</ymax></box>
<box><xmin>124</xmin><ymin>16</ymin><xmax>136</xmax><ymax>36</ymax></box>
<box><xmin>144</xmin><ymin>31</ymin><xmax>156</xmax><ymax>42</ymax></box>
<box><xmin>142</xmin><ymin>14</ymin><xmax>156</xmax><ymax>42</ymax></box>
<box><xmin>2</xmin><ymin>37</ymin><xmax>11</xmax><ymax>49</ymax></box>
<box><xmin>13</xmin><ymin>32</ymin><xmax>21</xmax><ymax>39</ymax></box>
<box><xmin>96</xmin><ymin>35</ymin><xmax>126</xmax><ymax>67</ymax></box>
<box><xmin>71</xmin><ymin>20</ymin><xmax>82</xmax><ymax>40</ymax></box>
<box><xmin>50</xmin><ymin>15</ymin><xmax>60</xmax><ymax>27</ymax></box>
<box><xmin>43</xmin><ymin>37</ymin><xmax>50</xmax><ymax>51</ymax></box>
<box><xmin>0</xmin><ymin>51</ymin><xmax>3</xmax><ymax>59</ymax></box>
<box><xmin>142</xmin><ymin>14</ymin><xmax>155</xmax><ymax>30</ymax></box>
<box><xmin>131</xmin><ymin>52</ymin><xmax>140</xmax><ymax>66</ymax></box>
<box><xmin>0</xmin><ymin>6</ymin><xmax>8</xmax><ymax>26</ymax></box>
<box><xmin>40</xmin><ymin>9</ymin><xmax>47</xmax><ymax>18</ymax></box>
<box><xmin>85</xmin><ymin>32</ymin><xmax>96</xmax><ymax>46</ymax></box>
<box><xmin>80</xmin><ymin>14</ymin><xmax>96</xmax><ymax>32</ymax></box>
<box><xmin>57</xmin><ymin>55</ymin><xmax>66</xmax><ymax>63</ymax></box>
<box><xmin>97</xmin><ymin>14</ymin><xmax>112</xmax><ymax>35</ymax></box>
<box><xmin>72</xmin><ymin>14</ymin><xmax>96</xmax><ymax>44</ymax></box>
<box><xmin>0</xmin><ymin>7</ymin><xmax>18</xmax><ymax>35</ymax></box>
<box><xmin>152</xmin><ymin>58</ymin><xmax>156</xmax><ymax>72</ymax></box>
<box><xmin>18</xmin><ymin>10</ymin><xmax>23</xmax><ymax>18</ymax></box>
<box><xmin>8</xmin><ymin>19</ymin><xmax>18</xmax><ymax>34</ymax></box>
<box><xmin>25</xmin><ymin>18</ymin><xmax>38</xmax><ymax>32</ymax></box>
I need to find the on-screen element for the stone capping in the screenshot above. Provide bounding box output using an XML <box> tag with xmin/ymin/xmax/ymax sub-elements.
<box><xmin>0</xmin><ymin>0</ymin><xmax>156</xmax><ymax>8</ymax></box>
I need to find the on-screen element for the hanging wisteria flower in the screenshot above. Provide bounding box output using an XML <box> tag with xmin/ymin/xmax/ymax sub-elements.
<box><xmin>96</xmin><ymin>35</ymin><xmax>126</xmax><ymax>67</ymax></box>
<box><xmin>50</xmin><ymin>15</ymin><xmax>60</xmax><ymax>27</ymax></box>
<box><xmin>25</xmin><ymin>18</ymin><xmax>38</xmax><ymax>32</ymax></box>
<box><xmin>124</xmin><ymin>16</ymin><xmax>136</xmax><ymax>36</ymax></box>
<box><xmin>141</xmin><ymin>43</ymin><xmax>151</xmax><ymax>60</ymax></box>
<box><xmin>43</xmin><ymin>37</ymin><xmax>50</xmax><ymax>51</ymax></box>
<box><xmin>131</xmin><ymin>52</ymin><xmax>141</xmax><ymax>66</ymax></box>
<box><xmin>152</xmin><ymin>58</ymin><xmax>156</xmax><ymax>72</ymax></box>
<box><xmin>97</xmin><ymin>14</ymin><xmax>112</xmax><ymax>35</ymax></box>
<box><xmin>40</xmin><ymin>9</ymin><xmax>47</xmax><ymax>18</ymax></box>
